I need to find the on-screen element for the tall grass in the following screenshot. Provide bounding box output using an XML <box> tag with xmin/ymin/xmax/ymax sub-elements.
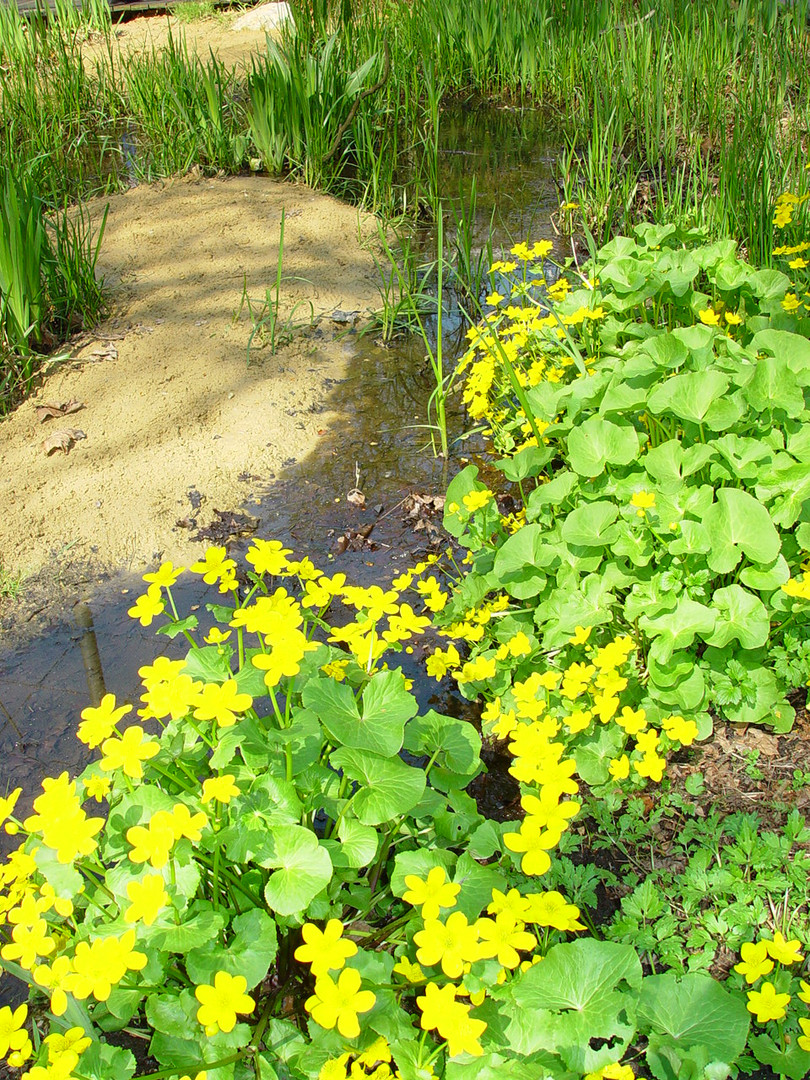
<box><xmin>0</xmin><ymin>166</ymin><xmax>106</xmax><ymax>412</ymax></box>
<box><xmin>3</xmin><ymin>0</ymin><xmax>810</xmax><ymax>410</ymax></box>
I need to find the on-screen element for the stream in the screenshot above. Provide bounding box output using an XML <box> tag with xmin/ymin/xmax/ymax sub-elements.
<box><xmin>0</xmin><ymin>101</ymin><xmax>561</xmax><ymax>806</ymax></box>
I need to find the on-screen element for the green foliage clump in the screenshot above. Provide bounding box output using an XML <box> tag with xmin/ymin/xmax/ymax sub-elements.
<box><xmin>443</xmin><ymin>223</ymin><xmax>810</xmax><ymax>732</ymax></box>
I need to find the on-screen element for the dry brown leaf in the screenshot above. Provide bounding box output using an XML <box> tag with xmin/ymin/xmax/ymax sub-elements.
<box><xmin>42</xmin><ymin>428</ymin><xmax>86</xmax><ymax>455</ymax></box>
<box><xmin>36</xmin><ymin>399</ymin><xmax>84</xmax><ymax>423</ymax></box>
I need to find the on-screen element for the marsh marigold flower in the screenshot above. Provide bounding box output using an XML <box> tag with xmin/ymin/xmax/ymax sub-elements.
<box><xmin>100</xmin><ymin>726</ymin><xmax>160</xmax><ymax>780</ymax></box>
<box><xmin>746</xmin><ymin>981</ymin><xmax>790</xmax><ymax>1023</ymax></box>
<box><xmin>305</xmin><ymin>967</ymin><xmax>375</xmax><ymax>1038</ymax></box>
<box><xmin>77</xmin><ymin>694</ymin><xmax>131</xmax><ymax>748</ymax></box>
<box><xmin>125</xmin><ymin>875</ymin><xmax>168</xmax><ymax>926</ymax></box>
<box><xmin>0</xmin><ymin>1003</ymin><xmax>28</xmax><ymax>1059</ymax></box>
<box><xmin>403</xmin><ymin>866</ymin><xmax>460</xmax><ymax>921</ymax></box>
<box><xmin>734</xmin><ymin>940</ymin><xmax>773</xmax><ymax>984</ymax></box>
<box><xmin>661</xmin><ymin>714</ymin><xmax>698</xmax><ymax>746</ymax></box>
<box><xmin>475</xmin><ymin>911</ymin><xmax>536</xmax><ymax>968</ymax></box>
<box><xmin>195</xmin><ymin>971</ymin><xmax>255</xmax><ymax>1034</ymax></box>
<box><xmin>414</xmin><ymin>911</ymin><xmax>480</xmax><ymax>978</ymax></box>
<box><xmin>764</xmin><ymin>931</ymin><xmax>804</xmax><ymax>966</ymax></box>
<box><xmin>127</xmin><ymin>585</ymin><xmax>165</xmax><ymax>626</ymax></box>
<box><xmin>143</xmin><ymin>561</ymin><xmax>185</xmax><ymax>589</ymax></box>
<box><xmin>191</xmin><ymin>546</ymin><xmax>237</xmax><ymax>585</ymax></box>
<box><xmin>67</xmin><ymin>931</ymin><xmax>146</xmax><ymax>1001</ymax></box>
<box><xmin>200</xmin><ymin>775</ymin><xmax>241</xmax><ymax>805</ymax></box>
<box><xmin>524</xmin><ymin>890</ymin><xmax>585</xmax><ymax>932</ymax></box>
<box><xmin>294</xmin><ymin>920</ymin><xmax>357</xmax><ymax>978</ymax></box>
<box><xmin>193</xmin><ymin>681</ymin><xmax>253</xmax><ymax>728</ymax></box>
<box><xmin>417</xmin><ymin>982</ymin><xmax>486</xmax><ymax>1058</ymax></box>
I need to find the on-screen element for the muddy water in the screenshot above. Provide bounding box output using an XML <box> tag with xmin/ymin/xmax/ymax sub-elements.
<box><xmin>0</xmin><ymin>102</ymin><xmax>559</xmax><ymax>805</ymax></box>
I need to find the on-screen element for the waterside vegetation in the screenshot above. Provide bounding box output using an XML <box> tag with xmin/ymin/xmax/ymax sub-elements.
<box><xmin>2</xmin><ymin>2</ymin><xmax>810</xmax><ymax>1078</ymax></box>
<box><xmin>2</xmin><ymin>0</ymin><xmax>810</xmax><ymax>407</ymax></box>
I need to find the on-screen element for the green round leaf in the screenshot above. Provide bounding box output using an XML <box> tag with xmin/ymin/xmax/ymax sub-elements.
<box><xmin>261</xmin><ymin>825</ymin><xmax>333</xmax><ymax>917</ymax></box>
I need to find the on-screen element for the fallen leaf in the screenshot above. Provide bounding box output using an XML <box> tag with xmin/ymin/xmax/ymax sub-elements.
<box><xmin>36</xmin><ymin>399</ymin><xmax>84</xmax><ymax>422</ymax></box>
<box><xmin>346</xmin><ymin>488</ymin><xmax>366</xmax><ymax>508</ymax></box>
<box><xmin>42</xmin><ymin>428</ymin><xmax>86</xmax><ymax>455</ymax></box>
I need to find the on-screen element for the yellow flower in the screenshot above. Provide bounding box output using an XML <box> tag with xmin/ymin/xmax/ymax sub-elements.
<box><xmin>143</xmin><ymin>561</ymin><xmax>185</xmax><ymax>588</ymax></box>
<box><xmin>193</xmin><ymin>680</ymin><xmax>253</xmax><ymax>728</ymax></box>
<box><xmin>127</xmin><ymin>584</ymin><xmax>165</xmax><ymax>626</ymax></box>
<box><xmin>245</xmin><ymin>539</ymin><xmax>293</xmax><ymax>577</ymax></box>
<box><xmin>764</xmin><ymin>931</ymin><xmax>804</xmax><ymax>966</ymax></box>
<box><xmin>564</xmin><ymin>708</ymin><xmax>593</xmax><ymax>734</ymax></box>
<box><xmin>78</xmin><ymin>694</ymin><xmax>132</xmax><ymax>748</ymax></box>
<box><xmin>746</xmin><ymin>981</ymin><xmax>790</xmax><ymax>1023</ymax></box>
<box><xmin>168</xmin><ymin>803</ymin><xmax>207</xmax><ymax>842</ymax></box>
<box><xmin>191</xmin><ymin>546</ymin><xmax>237</xmax><ymax>585</ymax></box>
<box><xmin>524</xmin><ymin>890</ymin><xmax>585</xmax><ymax>932</ymax></box>
<box><xmin>426</xmin><ymin>644</ymin><xmax>461</xmax><ymax>681</ymax></box>
<box><xmin>200</xmin><ymin>775</ymin><xmax>241</xmax><ymax>805</ymax></box>
<box><xmin>305</xmin><ymin>968</ymin><xmax>375</xmax><ymax>1038</ymax></box>
<box><xmin>630</xmin><ymin>490</ymin><xmax>656</xmax><ymax>516</ymax></box>
<box><xmin>475</xmin><ymin>911</ymin><xmax>536</xmax><ymax>968</ymax></box>
<box><xmin>127</xmin><ymin>812</ymin><xmax>177</xmax><ymax>869</ymax></box>
<box><xmin>125</xmin><ymin>875</ymin><xmax>169</xmax><ymax>926</ymax></box>
<box><xmin>138</xmin><ymin>655</ymin><xmax>186</xmax><ymax>689</ymax></box>
<box><xmin>402</xmin><ymin>866</ymin><xmax>460</xmax><ymax>920</ymax></box>
<box><xmin>734</xmin><ymin>940</ymin><xmax>774</xmax><ymax>984</ymax></box>
<box><xmin>414</xmin><ymin>912</ymin><xmax>480</xmax><ymax>978</ymax></box>
<box><xmin>251</xmin><ymin>630</ymin><xmax>319</xmax><ymax>688</ymax></box>
<box><xmin>66</xmin><ymin>931</ymin><xmax>147</xmax><ymax>1001</ymax></box>
<box><xmin>0</xmin><ymin>788</ymin><xmax>21</xmax><ymax>826</ymax></box>
<box><xmin>724</xmin><ymin>310</ymin><xmax>744</xmax><ymax>325</ymax></box>
<box><xmin>782</xmin><ymin>292</ymin><xmax>802</xmax><ymax>313</ymax></box>
<box><xmin>503</xmin><ymin>819</ymin><xmax>558</xmax><ymax>876</ymax></box>
<box><xmin>32</xmin><ymin>955</ymin><xmax>72</xmax><ymax>1016</ymax></box>
<box><xmin>392</xmin><ymin>957</ymin><xmax>425</xmax><ymax>983</ymax></box>
<box><xmin>100</xmin><ymin>726</ymin><xmax>160</xmax><ymax>780</ymax></box>
<box><xmin>485</xmin><ymin>292</ymin><xmax>505</xmax><ymax>306</ymax></box>
<box><xmin>633</xmin><ymin>751</ymin><xmax>666</xmax><ymax>783</ymax></box>
<box><xmin>1</xmin><ymin>918</ymin><xmax>56</xmax><ymax>970</ymax></box>
<box><xmin>43</xmin><ymin>1025</ymin><xmax>90</xmax><ymax>1069</ymax></box>
<box><xmin>608</xmin><ymin>755</ymin><xmax>630</xmax><ymax>781</ymax></box>
<box><xmin>584</xmin><ymin>1064</ymin><xmax>635</xmax><ymax>1080</ymax></box>
<box><xmin>799</xmin><ymin>1016</ymin><xmax>810</xmax><ymax>1052</ymax></box>
<box><xmin>195</xmin><ymin>972</ymin><xmax>255</xmax><ymax>1034</ymax></box>
<box><xmin>416</xmin><ymin>982</ymin><xmax>486</xmax><ymax>1058</ymax></box>
<box><xmin>319</xmin><ymin>1054</ymin><xmax>350</xmax><ymax>1080</ymax></box>
<box><xmin>0</xmin><ymin>1004</ymin><xmax>28</xmax><ymax>1059</ymax></box>
<box><xmin>569</xmin><ymin>625</ymin><xmax>592</xmax><ymax>646</ymax></box>
<box><xmin>294</xmin><ymin>920</ymin><xmax>358</xmax><ymax>979</ymax></box>
<box><xmin>84</xmin><ymin>774</ymin><xmax>112</xmax><ymax>803</ymax></box>
<box><xmin>616</xmin><ymin>706</ymin><xmax>647</xmax><ymax>735</ymax></box>
<box><xmin>661</xmin><ymin>714</ymin><xmax>698</xmax><ymax>746</ymax></box>
<box><xmin>23</xmin><ymin>772</ymin><xmax>104</xmax><ymax>864</ymax></box>
<box><xmin>462</xmin><ymin>489</ymin><xmax>493</xmax><ymax>513</ymax></box>
<box><xmin>698</xmin><ymin>308</ymin><xmax>720</xmax><ymax>327</ymax></box>
<box><xmin>141</xmin><ymin>673</ymin><xmax>203</xmax><ymax>721</ymax></box>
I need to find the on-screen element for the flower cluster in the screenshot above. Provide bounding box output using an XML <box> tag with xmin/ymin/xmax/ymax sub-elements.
<box><xmin>735</xmin><ymin>932</ymin><xmax>808</xmax><ymax>1039</ymax></box>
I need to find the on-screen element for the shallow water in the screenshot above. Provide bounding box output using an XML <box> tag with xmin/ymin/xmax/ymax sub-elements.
<box><xmin>0</xmin><ymin>101</ymin><xmax>560</xmax><ymax>805</ymax></box>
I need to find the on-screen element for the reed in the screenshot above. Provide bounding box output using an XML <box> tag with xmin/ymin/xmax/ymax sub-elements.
<box><xmin>0</xmin><ymin>165</ymin><xmax>106</xmax><ymax>413</ymax></box>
